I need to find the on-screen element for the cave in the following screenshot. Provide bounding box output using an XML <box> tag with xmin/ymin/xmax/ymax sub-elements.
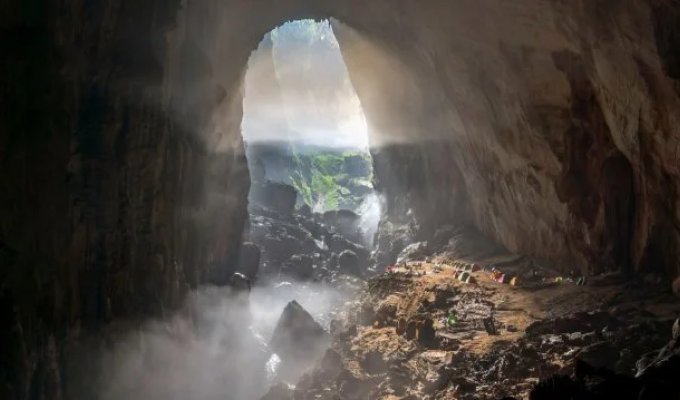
<box><xmin>239</xmin><ymin>17</ymin><xmax>380</xmax><ymax>309</ymax></box>
<box><xmin>1</xmin><ymin>1</ymin><xmax>680</xmax><ymax>399</ymax></box>
<box><xmin>242</xmin><ymin>19</ymin><xmax>379</xmax><ymax>250</ymax></box>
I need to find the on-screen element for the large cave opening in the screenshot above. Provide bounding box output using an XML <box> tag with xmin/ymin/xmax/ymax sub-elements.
<box><xmin>236</xmin><ymin>17</ymin><xmax>380</xmax><ymax>390</ymax></box>
<box><xmin>3</xmin><ymin>2</ymin><xmax>680</xmax><ymax>400</ymax></box>
<box><xmin>236</xmin><ymin>19</ymin><xmax>383</xmax><ymax>392</ymax></box>
<box><xmin>86</xmin><ymin>20</ymin><xmax>384</xmax><ymax>400</ymax></box>
<box><xmin>242</xmin><ymin>19</ymin><xmax>380</xmax><ymax>248</ymax></box>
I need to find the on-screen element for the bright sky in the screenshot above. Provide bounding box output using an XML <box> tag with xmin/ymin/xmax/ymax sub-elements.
<box><xmin>243</xmin><ymin>19</ymin><xmax>369</xmax><ymax>149</ymax></box>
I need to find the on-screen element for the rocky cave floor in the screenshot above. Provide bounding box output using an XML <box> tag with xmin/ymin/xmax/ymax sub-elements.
<box><xmin>240</xmin><ymin>190</ymin><xmax>679</xmax><ymax>400</ymax></box>
<box><xmin>260</xmin><ymin>255</ymin><xmax>680</xmax><ymax>400</ymax></box>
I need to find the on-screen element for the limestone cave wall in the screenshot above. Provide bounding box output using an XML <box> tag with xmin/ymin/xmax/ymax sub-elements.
<box><xmin>331</xmin><ymin>1</ymin><xmax>680</xmax><ymax>279</ymax></box>
<box><xmin>1</xmin><ymin>0</ymin><xmax>680</xmax><ymax>398</ymax></box>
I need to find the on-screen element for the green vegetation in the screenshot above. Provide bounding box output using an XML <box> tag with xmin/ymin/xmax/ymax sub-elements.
<box><xmin>290</xmin><ymin>149</ymin><xmax>373</xmax><ymax>212</ymax></box>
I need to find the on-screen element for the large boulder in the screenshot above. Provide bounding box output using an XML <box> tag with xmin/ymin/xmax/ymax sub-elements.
<box><xmin>396</xmin><ymin>241</ymin><xmax>430</xmax><ymax>264</ymax></box>
<box><xmin>338</xmin><ymin>250</ymin><xmax>361</xmax><ymax>277</ymax></box>
<box><xmin>270</xmin><ymin>301</ymin><xmax>328</xmax><ymax>357</ymax></box>
<box><xmin>270</xmin><ymin>301</ymin><xmax>330</xmax><ymax>380</ymax></box>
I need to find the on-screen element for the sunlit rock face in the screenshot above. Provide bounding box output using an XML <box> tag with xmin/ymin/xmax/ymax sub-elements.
<box><xmin>331</xmin><ymin>2</ymin><xmax>680</xmax><ymax>279</ymax></box>
<box><xmin>2</xmin><ymin>0</ymin><xmax>680</xmax><ymax>398</ymax></box>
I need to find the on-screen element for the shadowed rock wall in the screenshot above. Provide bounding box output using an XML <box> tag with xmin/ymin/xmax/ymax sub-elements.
<box><xmin>1</xmin><ymin>0</ymin><xmax>680</xmax><ymax>398</ymax></box>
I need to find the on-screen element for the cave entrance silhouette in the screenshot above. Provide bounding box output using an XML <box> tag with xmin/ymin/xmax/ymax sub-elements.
<box><xmin>242</xmin><ymin>19</ymin><xmax>381</xmax><ymax>246</ymax></box>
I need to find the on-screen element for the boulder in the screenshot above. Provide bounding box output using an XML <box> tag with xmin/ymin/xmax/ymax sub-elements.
<box><xmin>638</xmin><ymin>320</ymin><xmax>680</xmax><ymax>377</ymax></box>
<box><xmin>319</xmin><ymin>349</ymin><xmax>344</xmax><ymax>378</ymax></box>
<box><xmin>282</xmin><ymin>254</ymin><xmax>314</xmax><ymax>280</ymax></box>
<box><xmin>228</xmin><ymin>272</ymin><xmax>251</xmax><ymax>292</ymax></box>
<box><xmin>338</xmin><ymin>250</ymin><xmax>361</xmax><ymax>276</ymax></box>
<box><xmin>361</xmin><ymin>351</ymin><xmax>388</xmax><ymax>375</ymax></box>
<box><xmin>326</xmin><ymin>234</ymin><xmax>369</xmax><ymax>262</ymax></box>
<box><xmin>576</xmin><ymin>341</ymin><xmax>619</xmax><ymax>370</ymax></box>
<box><xmin>270</xmin><ymin>301</ymin><xmax>329</xmax><ymax>366</ymax></box>
<box><xmin>396</xmin><ymin>241</ymin><xmax>429</xmax><ymax>264</ymax></box>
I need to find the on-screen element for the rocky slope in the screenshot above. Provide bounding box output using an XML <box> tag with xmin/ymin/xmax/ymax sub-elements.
<box><xmin>244</xmin><ymin>182</ymin><xmax>372</xmax><ymax>282</ymax></box>
<box><xmin>2</xmin><ymin>0</ymin><xmax>680</xmax><ymax>398</ymax></box>
<box><xmin>261</xmin><ymin>257</ymin><xmax>679</xmax><ymax>399</ymax></box>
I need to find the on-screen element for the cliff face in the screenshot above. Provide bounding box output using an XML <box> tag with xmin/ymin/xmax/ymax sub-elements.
<box><xmin>0</xmin><ymin>2</ymin><xmax>253</xmax><ymax>397</ymax></box>
<box><xmin>332</xmin><ymin>1</ymin><xmax>680</xmax><ymax>278</ymax></box>
<box><xmin>1</xmin><ymin>0</ymin><xmax>679</xmax><ymax>398</ymax></box>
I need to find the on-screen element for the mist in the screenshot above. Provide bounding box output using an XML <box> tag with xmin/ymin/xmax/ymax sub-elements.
<box><xmin>357</xmin><ymin>192</ymin><xmax>383</xmax><ymax>248</ymax></box>
<box><xmin>94</xmin><ymin>280</ymin><xmax>355</xmax><ymax>400</ymax></box>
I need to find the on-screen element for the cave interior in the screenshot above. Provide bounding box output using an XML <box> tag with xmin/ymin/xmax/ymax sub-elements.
<box><xmin>1</xmin><ymin>1</ymin><xmax>680</xmax><ymax>399</ymax></box>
